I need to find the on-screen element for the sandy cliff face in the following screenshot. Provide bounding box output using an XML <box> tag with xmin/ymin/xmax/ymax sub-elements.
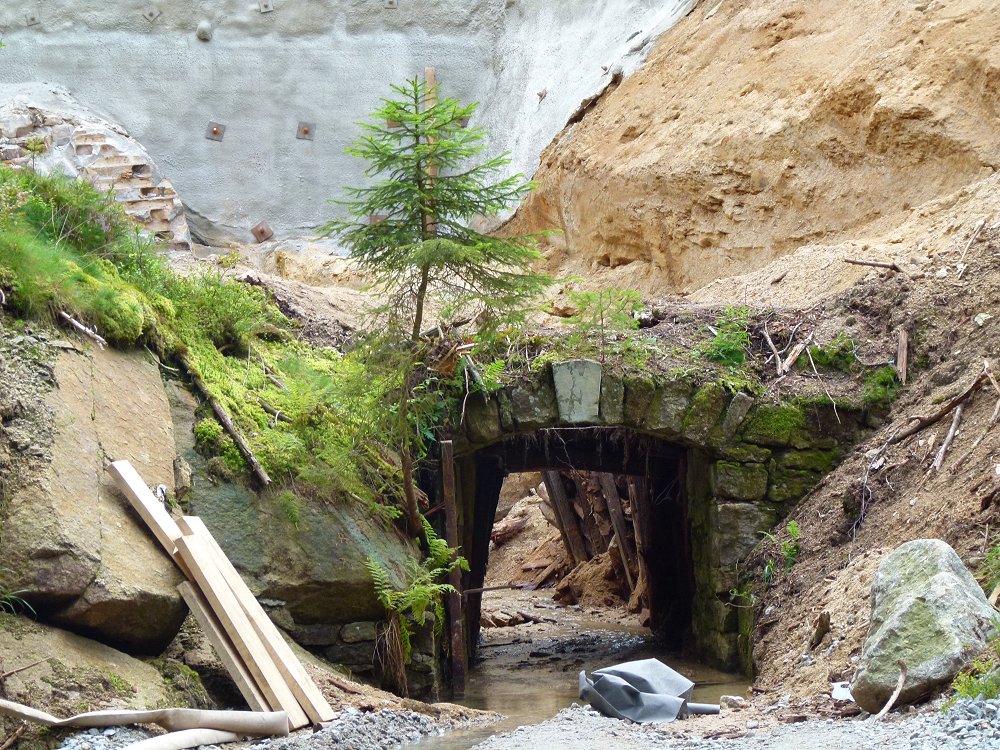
<box><xmin>511</xmin><ymin>0</ymin><xmax>1000</xmax><ymax>295</ymax></box>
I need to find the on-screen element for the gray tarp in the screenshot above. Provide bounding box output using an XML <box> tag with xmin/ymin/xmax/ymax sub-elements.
<box><xmin>579</xmin><ymin>658</ymin><xmax>720</xmax><ymax>723</ymax></box>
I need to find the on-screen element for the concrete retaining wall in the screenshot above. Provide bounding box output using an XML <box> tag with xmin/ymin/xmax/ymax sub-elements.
<box><xmin>0</xmin><ymin>0</ymin><xmax>694</xmax><ymax>244</ymax></box>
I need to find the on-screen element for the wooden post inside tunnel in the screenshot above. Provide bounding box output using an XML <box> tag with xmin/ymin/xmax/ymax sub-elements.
<box><xmin>440</xmin><ymin>440</ymin><xmax>466</xmax><ymax>696</ymax></box>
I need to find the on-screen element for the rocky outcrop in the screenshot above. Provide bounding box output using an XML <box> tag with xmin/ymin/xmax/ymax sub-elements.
<box><xmin>0</xmin><ymin>614</ymin><xmax>176</xmax><ymax>715</ymax></box>
<box><xmin>851</xmin><ymin>539</ymin><xmax>996</xmax><ymax>713</ymax></box>
<box><xmin>0</xmin><ymin>345</ymin><xmax>186</xmax><ymax>654</ymax></box>
<box><xmin>0</xmin><ymin>84</ymin><xmax>190</xmax><ymax>249</ymax></box>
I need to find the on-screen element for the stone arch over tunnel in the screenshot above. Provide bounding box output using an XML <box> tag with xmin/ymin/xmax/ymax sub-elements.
<box><xmin>438</xmin><ymin>359</ymin><xmax>870</xmax><ymax>674</ymax></box>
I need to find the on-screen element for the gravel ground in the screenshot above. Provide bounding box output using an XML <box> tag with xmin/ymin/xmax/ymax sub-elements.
<box><xmin>51</xmin><ymin>706</ymin><xmax>492</xmax><ymax>750</ymax></box>
<box><xmin>49</xmin><ymin>698</ymin><xmax>1000</xmax><ymax>750</ymax></box>
<box><xmin>472</xmin><ymin>698</ymin><xmax>1000</xmax><ymax>750</ymax></box>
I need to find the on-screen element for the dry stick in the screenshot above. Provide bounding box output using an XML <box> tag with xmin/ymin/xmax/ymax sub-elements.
<box><xmin>950</xmin><ymin>397</ymin><xmax>1000</xmax><ymax>474</ymax></box>
<box><xmin>887</xmin><ymin>371</ymin><xmax>988</xmax><ymax>446</ymax></box>
<box><xmin>956</xmin><ymin>217</ymin><xmax>986</xmax><ymax>279</ymax></box>
<box><xmin>0</xmin><ymin>657</ymin><xmax>49</xmax><ymax>682</ymax></box>
<box><xmin>931</xmin><ymin>402</ymin><xmax>965</xmax><ymax>472</ymax></box>
<box><xmin>0</xmin><ymin>723</ymin><xmax>27</xmax><ymax>750</ymax></box>
<box><xmin>762</xmin><ymin>322</ymin><xmax>782</xmax><ymax>377</ymax></box>
<box><xmin>843</xmin><ymin>258</ymin><xmax>901</xmax><ymax>273</ymax></box>
<box><xmin>256</xmin><ymin>398</ymin><xmax>293</xmax><ymax>424</ymax></box>
<box><xmin>806</xmin><ymin>347</ymin><xmax>841</xmax><ymax>424</ymax></box>
<box><xmin>896</xmin><ymin>329</ymin><xmax>909</xmax><ymax>386</ymax></box>
<box><xmin>58</xmin><ymin>311</ymin><xmax>107</xmax><ymax>348</ymax></box>
<box><xmin>181</xmin><ymin>354</ymin><xmax>272</xmax><ymax>486</ymax></box>
<box><xmin>872</xmin><ymin>660</ymin><xmax>908</xmax><ymax>721</ymax></box>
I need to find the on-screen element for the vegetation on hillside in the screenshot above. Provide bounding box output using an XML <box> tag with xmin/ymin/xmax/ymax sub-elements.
<box><xmin>0</xmin><ymin>165</ymin><xmax>409</xmax><ymax>518</ymax></box>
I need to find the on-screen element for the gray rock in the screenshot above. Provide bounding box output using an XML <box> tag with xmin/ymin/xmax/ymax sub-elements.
<box><xmin>851</xmin><ymin>539</ymin><xmax>997</xmax><ymax>713</ymax></box>
<box><xmin>552</xmin><ymin>359</ymin><xmax>602</xmax><ymax>425</ymax></box>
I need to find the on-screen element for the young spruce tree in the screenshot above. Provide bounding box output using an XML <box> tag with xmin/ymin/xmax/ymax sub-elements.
<box><xmin>321</xmin><ymin>75</ymin><xmax>551</xmax><ymax>535</ymax></box>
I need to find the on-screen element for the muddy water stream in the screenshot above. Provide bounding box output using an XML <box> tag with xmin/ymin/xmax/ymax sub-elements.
<box><xmin>418</xmin><ymin>590</ymin><xmax>750</xmax><ymax>750</ymax></box>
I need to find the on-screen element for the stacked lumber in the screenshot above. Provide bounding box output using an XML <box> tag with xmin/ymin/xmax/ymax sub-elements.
<box><xmin>108</xmin><ymin>460</ymin><xmax>334</xmax><ymax>731</ymax></box>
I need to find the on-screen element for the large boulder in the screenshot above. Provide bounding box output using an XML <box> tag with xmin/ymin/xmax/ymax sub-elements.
<box><xmin>0</xmin><ymin>345</ymin><xmax>186</xmax><ymax>654</ymax></box>
<box><xmin>851</xmin><ymin>539</ymin><xmax>996</xmax><ymax>712</ymax></box>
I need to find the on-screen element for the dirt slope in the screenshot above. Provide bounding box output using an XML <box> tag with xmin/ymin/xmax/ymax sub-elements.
<box><xmin>745</xmin><ymin>220</ymin><xmax>1000</xmax><ymax>702</ymax></box>
<box><xmin>510</xmin><ymin>0</ymin><xmax>1000</xmax><ymax>297</ymax></box>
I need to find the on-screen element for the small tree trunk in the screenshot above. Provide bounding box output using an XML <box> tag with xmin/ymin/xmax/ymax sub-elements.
<box><xmin>411</xmin><ymin>265</ymin><xmax>431</xmax><ymax>343</ymax></box>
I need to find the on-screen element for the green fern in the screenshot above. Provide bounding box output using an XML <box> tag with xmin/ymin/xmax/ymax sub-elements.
<box><xmin>366</xmin><ymin>519</ymin><xmax>468</xmax><ymax>662</ymax></box>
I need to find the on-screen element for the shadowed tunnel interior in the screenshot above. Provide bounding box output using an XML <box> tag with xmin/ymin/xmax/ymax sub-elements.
<box><xmin>452</xmin><ymin>427</ymin><xmax>699</xmax><ymax>658</ymax></box>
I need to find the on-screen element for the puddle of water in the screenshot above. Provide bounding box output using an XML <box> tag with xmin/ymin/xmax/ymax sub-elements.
<box><xmin>417</xmin><ymin>600</ymin><xmax>749</xmax><ymax>750</ymax></box>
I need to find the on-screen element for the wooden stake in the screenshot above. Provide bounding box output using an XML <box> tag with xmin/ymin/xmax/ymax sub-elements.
<box><xmin>896</xmin><ymin>329</ymin><xmax>909</xmax><ymax>386</ymax></box>
<box><xmin>543</xmin><ymin>471</ymin><xmax>588</xmax><ymax>565</ymax></box>
<box><xmin>440</xmin><ymin>440</ymin><xmax>466</xmax><ymax>697</ymax></box>
<box><xmin>957</xmin><ymin>218</ymin><xmax>986</xmax><ymax>279</ymax></box>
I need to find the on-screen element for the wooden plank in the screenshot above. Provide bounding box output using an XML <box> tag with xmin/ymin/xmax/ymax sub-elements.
<box><xmin>177</xmin><ymin>517</ymin><xmax>334</xmax><ymax>724</ymax></box>
<box><xmin>177</xmin><ymin>581</ymin><xmax>269</xmax><ymax>712</ymax></box>
<box><xmin>174</xmin><ymin>535</ymin><xmax>307</xmax><ymax>730</ymax></box>
<box><xmin>107</xmin><ymin>460</ymin><xmax>182</xmax><ymax>556</ymax></box>
<box><xmin>598</xmin><ymin>473</ymin><xmax>636</xmax><ymax>593</ymax></box>
<box><xmin>543</xmin><ymin>471</ymin><xmax>588</xmax><ymax>565</ymax></box>
<box><xmin>440</xmin><ymin>440</ymin><xmax>466</xmax><ymax>697</ymax></box>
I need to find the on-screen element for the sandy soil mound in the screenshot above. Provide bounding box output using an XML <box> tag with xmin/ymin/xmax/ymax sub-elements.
<box><xmin>510</xmin><ymin>0</ymin><xmax>1000</xmax><ymax>298</ymax></box>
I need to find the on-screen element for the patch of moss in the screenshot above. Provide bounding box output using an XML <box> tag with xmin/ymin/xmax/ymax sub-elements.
<box><xmin>150</xmin><ymin>659</ymin><xmax>213</xmax><ymax>709</ymax></box>
<box><xmin>863</xmin><ymin>366</ymin><xmax>902</xmax><ymax>407</ymax></box>
<box><xmin>741</xmin><ymin>403</ymin><xmax>809</xmax><ymax>448</ymax></box>
<box><xmin>802</xmin><ymin>332</ymin><xmax>856</xmax><ymax>373</ymax></box>
<box><xmin>777</xmin><ymin>448</ymin><xmax>840</xmax><ymax>473</ymax></box>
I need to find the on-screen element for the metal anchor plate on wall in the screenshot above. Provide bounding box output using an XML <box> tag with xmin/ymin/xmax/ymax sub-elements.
<box><xmin>205</xmin><ymin>122</ymin><xmax>226</xmax><ymax>141</ymax></box>
<box><xmin>296</xmin><ymin>122</ymin><xmax>316</xmax><ymax>141</ymax></box>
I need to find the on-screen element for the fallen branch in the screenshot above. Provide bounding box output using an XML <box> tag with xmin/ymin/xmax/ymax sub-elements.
<box><xmin>0</xmin><ymin>723</ymin><xmax>26</xmax><ymax>750</ymax></box>
<box><xmin>762</xmin><ymin>322</ymin><xmax>782</xmax><ymax>377</ymax></box>
<box><xmin>328</xmin><ymin>676</ymin><xmax>364</xmax><ymax>696</ymax></box>
<box><xmin>931</xmin><ymin>402</ymin><xmax>965</xmax><ymax>472</ymax></box>
<box><xmin>58</xmin><ymin>311</ymin><xmax>107</xmax><ymax>349</ymax></box>
<box><xmin>872</xmin><ymin>660</ymin><xmax>907</xmax><ymax>720</ymax></box>
<box><xmin>843</xmin><ymin>258</ymin><xmax>901</xmax><ymax>273</ymax></box>
<box><xmin>180</xmin><ymin>354</ymin><xmax>272</xmax><ymax>486</ymax></box>
<box><xmin>256</xmin><ymin>398</ymin><xmax>293</xmax><ymax>425</ymax></box>
<box><xmin>887</xmin><ymin>370</ymin><xmax>988</xmax><ymax>446</ymax></box>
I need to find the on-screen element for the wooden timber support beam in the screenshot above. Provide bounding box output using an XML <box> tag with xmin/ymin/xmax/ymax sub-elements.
<box><xmin>598</xmin><ymin>473</ymin><xmax>637</xmax><ymax>593</ymax></box>
<box><xmin>440</xmin><ymin>440</ymin><xmax>466</xmax><ymax>697</ymax></box>
<box><xmin>543</xmin><ymin>471</ymin><xmax>589</xmax><ymax>565</ymax></box>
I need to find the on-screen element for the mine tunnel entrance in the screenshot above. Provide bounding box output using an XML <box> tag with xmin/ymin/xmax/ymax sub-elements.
<box><xmin>454</xmin><ymin>427</ymin><xmax>704</xmax><ymax>662</ymax></box>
